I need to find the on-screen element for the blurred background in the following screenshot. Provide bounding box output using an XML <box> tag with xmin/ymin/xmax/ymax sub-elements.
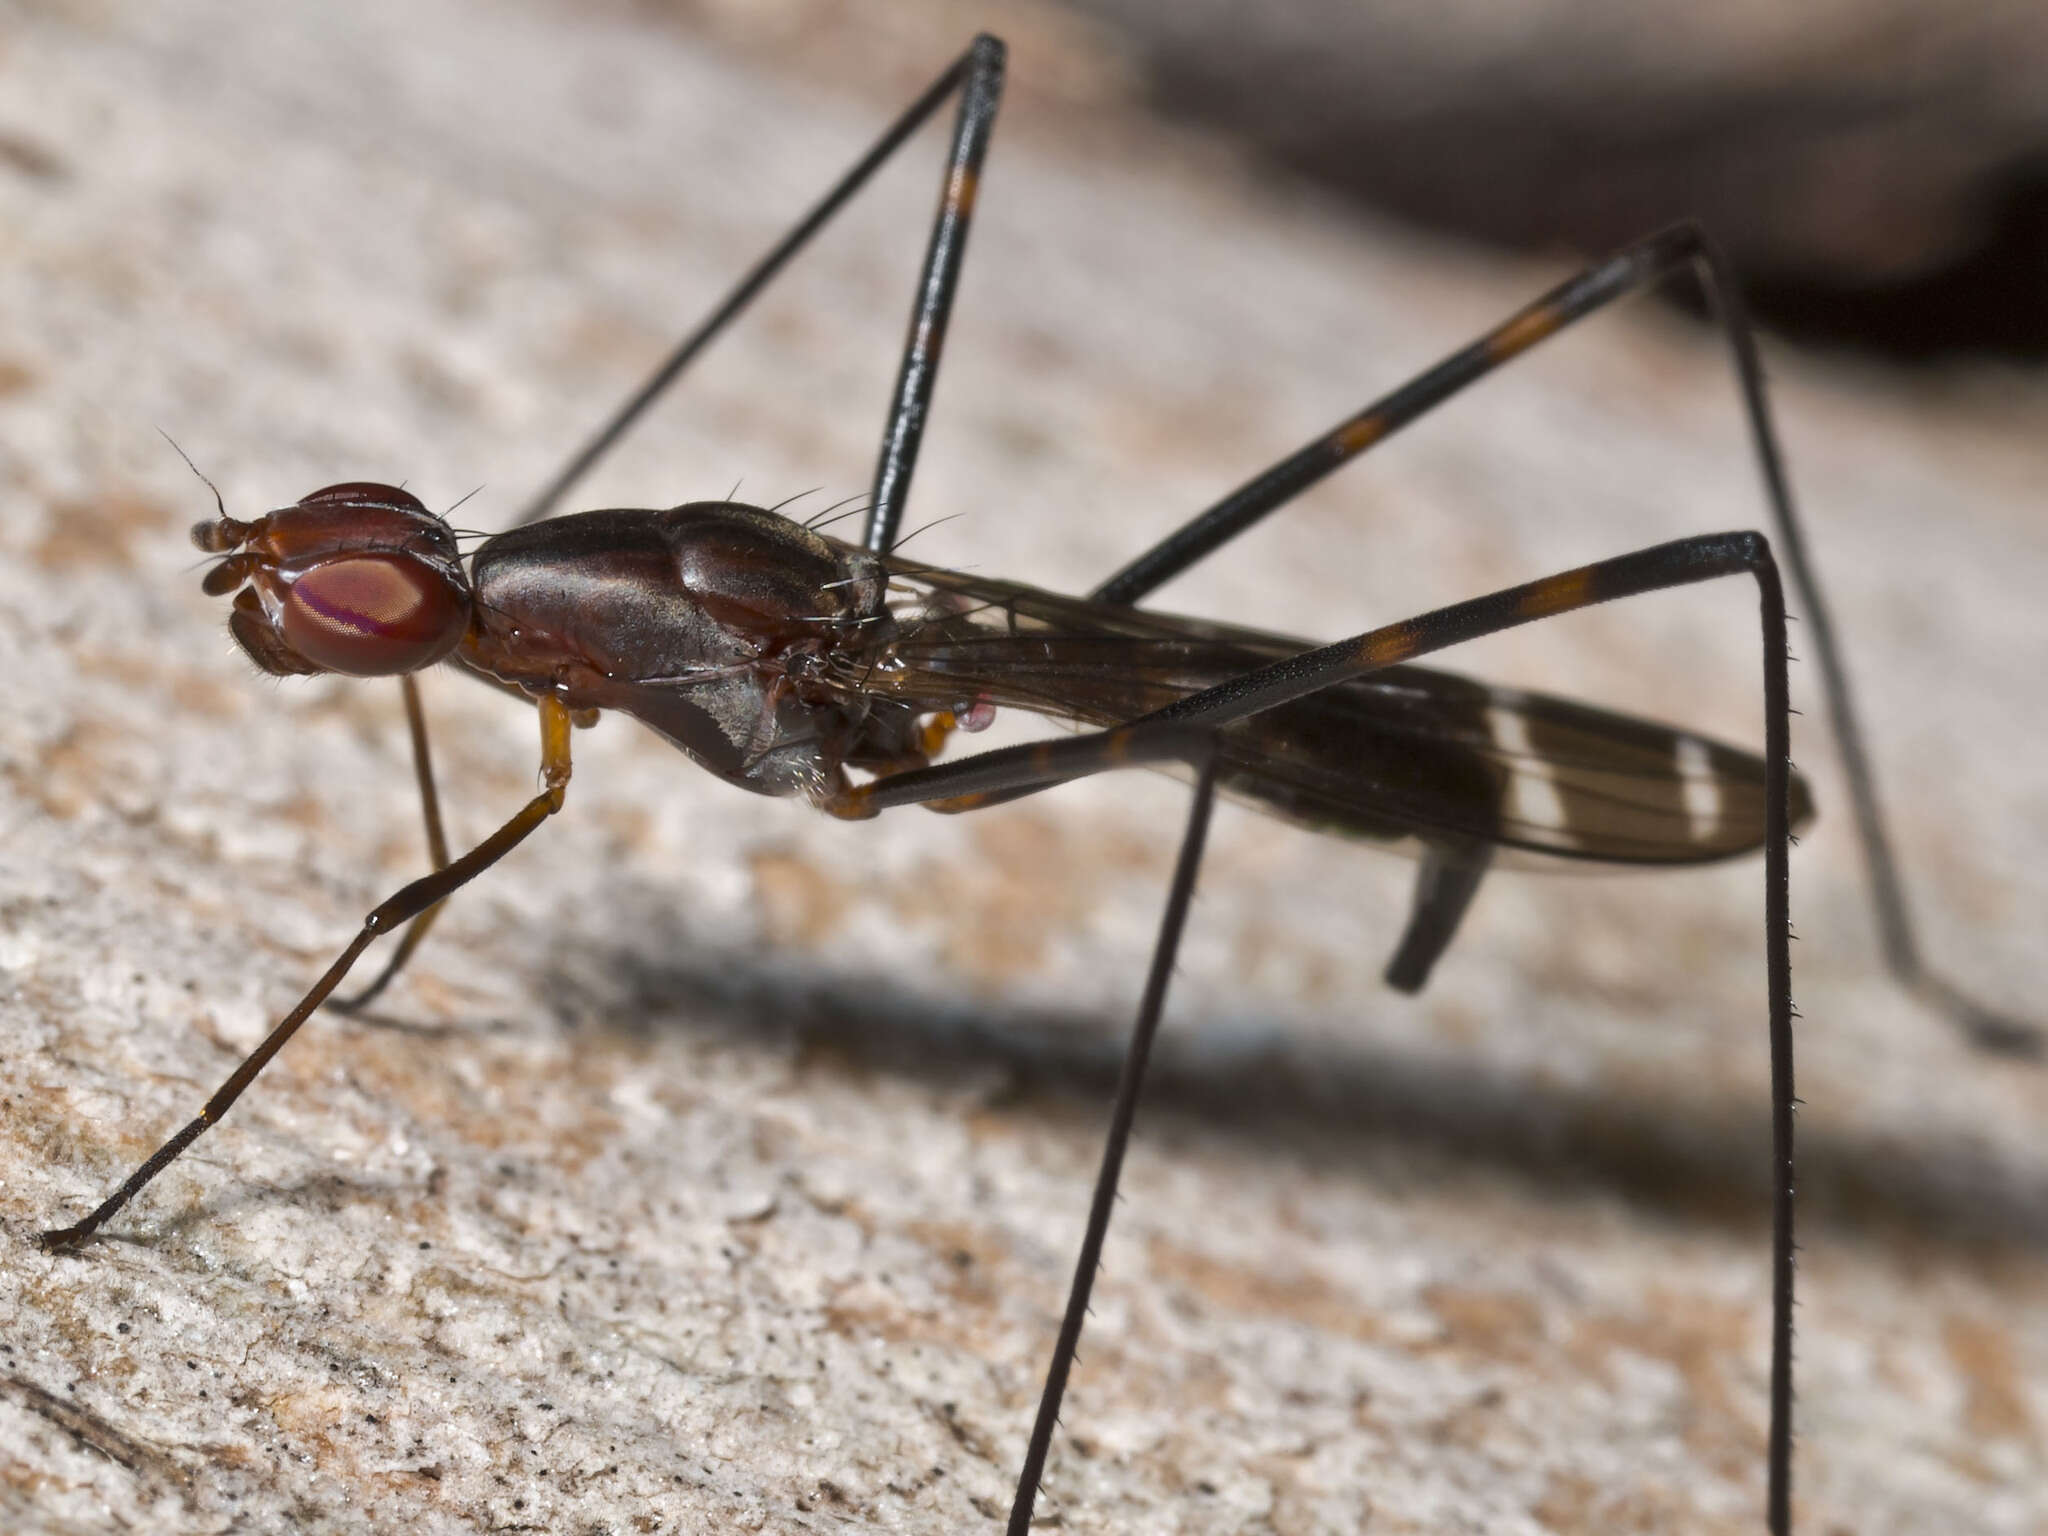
<box><xmin>664</xmin><ymin>0</ymin><xmax>2048</xmax><ymax>358</ymax></box>
<box><xmin>1072</xmin><ymin>0</ymin><xmax>2048</xmax><ymax>358</ymax></box>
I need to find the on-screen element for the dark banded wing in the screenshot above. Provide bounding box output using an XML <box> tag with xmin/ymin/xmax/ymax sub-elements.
<box><xmin>853</xmin><ymin>558</ymin><xmax>1813</xmax><ymax>866</ymax></box>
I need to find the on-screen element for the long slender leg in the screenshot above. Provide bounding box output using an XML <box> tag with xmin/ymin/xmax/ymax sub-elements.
<box><xmin>1008</xmin><ymin>747</ymin><xmax>1221</xmax><ymax>1535</ymax></box>
<box><xmin>37</xmin><ymin>697</ymin><xmax>576</xmax><ymax>1250</ymax></box>
<box><xmin>1090</xmin><ymin>224</ymin><xmax>1730</xmax><ymax>605</ymax></box>
<box><xmin>1089</xmin><ymin>220</ymin><xmax>2029</xmax><ymax>1054</ymax></box>
<box><xmin>862</xmin><ymin>35</ymin><xmax>1004</xmax><ymax>553</ymax></box>
<box><xmin>512</xmin><ymin>35</ymin><xmax>1006</xmax><ymax>532</ymax></box>
<box><xmin>837</xmin><ymin>532</ymin><xmax>1798</xmax><ymax>1535</ymax></box>
<box><xmin>331</xmin><ymin>674</ymin><xmax>451</xmax><ymax>1013</ymax></box>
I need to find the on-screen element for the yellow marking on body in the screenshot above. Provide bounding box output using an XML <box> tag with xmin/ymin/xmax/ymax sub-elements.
<box><xmin>951</xmin><ymin>166</ymin><xmax>979</xmax><ymax>216</ymax></box>
<box><xmin>1487</xmin><ymin>304</ymin><xmax>1563</xmax><ymax>361</ymax></box>
<box><xmin>538</xmin><ymin>694</ymin><xmax>575</xmax><ymax>805</ymax></box>
<box><xmin>1356</xmin><ymin>623</ymin><xmax>1418</xmax><ymax>665</ymax></box>
<box><xmin>826</xmin><ymin>783</ymin><xmax>878</xmax><ymax>821</ymax></box>
<box><xmin>1107</xmin><ymin>731</ymin><xmax>1132</xmax><ymax>766</ymax></box>
<box><xmin>920</xmin><ymin>712</ymin><xmax>957</xmax><ymax>758</ymax></box>
<box><xmin>1517</xmin><ymin>565</ymin><xmax>1596</xmax><ymax>620</ymax></box>
<box><xmin>1332</xmin><ymin>414</ymin><xmax>1387</xmax><ymax>457</ymax></box>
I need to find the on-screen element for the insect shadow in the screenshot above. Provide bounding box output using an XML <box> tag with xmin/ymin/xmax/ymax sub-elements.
<box><xmin>37</xmin><ymin>33</ymin><xmax>2039</xmax><ymax>1536</ymax></box>
<box><xmin>556</xmin><ymin>913</ymin><xmax>2047</xmax><ymax>1258</ymax></box>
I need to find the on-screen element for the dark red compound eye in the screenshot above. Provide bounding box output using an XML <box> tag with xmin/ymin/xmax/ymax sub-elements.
<box><xmin>280</xmin><ymin>554</ymin><xmax>468</xmax><ymax>676</ymax></box>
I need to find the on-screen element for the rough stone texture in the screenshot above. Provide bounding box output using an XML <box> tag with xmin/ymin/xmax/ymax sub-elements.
<box><xmin>2</xmin><ymin>2</ymin><xmax>2044</xmax><ymax>1533</ymax></box>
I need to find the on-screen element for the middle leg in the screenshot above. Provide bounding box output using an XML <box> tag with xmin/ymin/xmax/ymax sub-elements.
<box><xmin>40</xmin><ymin>696</ymin><xmax>578</xmax><ymax>1250</ymax></box>
<box><xmin>837</xmin><ymin>529</ymin><xmax>1799</xmax><ymax>1535</ymax></box>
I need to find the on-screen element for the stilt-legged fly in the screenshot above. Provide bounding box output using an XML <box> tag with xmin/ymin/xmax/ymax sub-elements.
<box><xmin>35</xmin><ymin>32</ymin><xmax>2039</xmax><ymax>1536</ymax></box>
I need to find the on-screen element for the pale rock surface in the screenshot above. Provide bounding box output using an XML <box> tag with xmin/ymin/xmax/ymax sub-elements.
<box><xmin>1</xmin><ymin>3</ymin><xmax>2044</xmax><ymax>1534</ymax></box>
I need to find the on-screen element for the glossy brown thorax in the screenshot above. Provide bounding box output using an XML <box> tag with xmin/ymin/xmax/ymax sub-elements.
<box><xmin>461</xmin><ymin>502</ymin><xmax>920</xmax><ymax>800</ymax></box>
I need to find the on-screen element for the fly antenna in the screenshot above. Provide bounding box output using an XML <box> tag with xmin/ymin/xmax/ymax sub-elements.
<box><xmin>157</xmin><ymin>429</ymin><xmax>227</xmax><ymax>521</ymax></box>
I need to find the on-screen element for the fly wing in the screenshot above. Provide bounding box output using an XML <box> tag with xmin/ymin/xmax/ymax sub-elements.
<box><xmin>861</xmin><ymin>559</ymin><xmax>1811</xmax><ymax>865</ymax></box>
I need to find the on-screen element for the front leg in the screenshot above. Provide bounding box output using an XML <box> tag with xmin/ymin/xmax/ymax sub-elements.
<box><xmin>39</xmin><ymin>696</ymin><xmax>577</xmax><ymax>1250</ymax></box>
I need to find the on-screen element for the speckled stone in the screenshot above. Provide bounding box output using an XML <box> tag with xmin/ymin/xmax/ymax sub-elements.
<box><xmin>2</xmin><ymin>3</ymin><xmax>2044</xmax><ymax>1533</ymax></box>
